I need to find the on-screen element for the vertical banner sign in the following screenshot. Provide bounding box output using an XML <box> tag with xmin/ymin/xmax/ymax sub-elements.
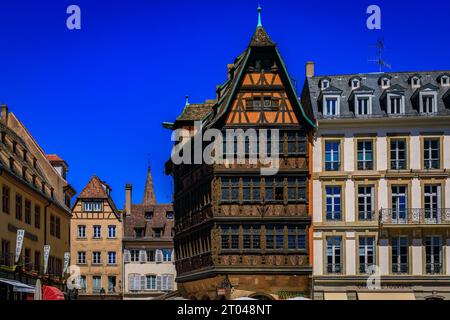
<box><xmin>15</xmin><ymin>229</ymin><xmax>25</xmax><ymax>264</ymax></box>
<box><xmin>63</xmin><ymin>252</ymin><xmax>70</xmax><ymax>276</ymax></box>
<box><xmin>43</xmin><ymin>245</ymin><xmax>51</xmax><ymax>274</ymax></box>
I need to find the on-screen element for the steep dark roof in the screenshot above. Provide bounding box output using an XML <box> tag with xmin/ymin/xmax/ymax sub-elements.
<box><xmin>124</xmin><ymin>203</ymin><xmax>174</xmax><ymax>239</ymax></box>
<box><xmin>306</xmin><ymin>71</ymin><xmax>450</xmax><ymax>119</ymax></box>
<box><xmin>169</xmin><ymin>26</ymin><xmax>316</xmax><ymax>129</ymax></box>
<box><xmin>176</xmin><ymin>103</ymin><xmax>215</xmax><ymax>122</ymax></box>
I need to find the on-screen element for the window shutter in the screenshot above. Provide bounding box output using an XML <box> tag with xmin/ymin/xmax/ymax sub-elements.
<box><xmin>156</xmin><ymin>249</ymin><xmax>163</xmax><ymax>263</ymax></box>
<box><xmin>171</xmin><ymin>250</ymin><xmax>175</xmax><ymax>262</ymax></box>
<box><xmin>156</xmin><ymin>275</ymin><xmax>162</xmax><ymax>291</ymax></box>
<box><xmin>128</xmin><ymin>274</ymin><xmax>135</xmax><ymax>291</ymax></box>
<box><xmin>140</xmin><ymin>275</ymin><xmax>146</xmax><ymax>291</ymax></box>
<box><xmin>168</xmin><ymin>275</ymin><xmax>174</xmax><ymax>290</ymax></box>
<box><xmin>124</xmin><ymin>250</ymin><xmax>131</xmax><ymax>263</ymax></box>
<box><xmin>139</xmin><ymin>250</ymin><xmax>147</xmax><ymax>263</ymax></box>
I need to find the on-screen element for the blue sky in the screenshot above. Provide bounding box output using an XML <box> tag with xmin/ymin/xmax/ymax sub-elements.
<box><xmin>0</xmin><ymin>0</ymin><xmax>449</xmax><ymax>208</ymax></box>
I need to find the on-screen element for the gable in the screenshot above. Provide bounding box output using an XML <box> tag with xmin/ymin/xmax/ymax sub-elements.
<box><xmin>204</xmin><ymin>27</ymin><xmax>315</xmax><ymax>130</ymax></box>
<box><xmin>223</xmin><ymin>45</ymin><xmax>314</xmax><ymax>127</ymax></box>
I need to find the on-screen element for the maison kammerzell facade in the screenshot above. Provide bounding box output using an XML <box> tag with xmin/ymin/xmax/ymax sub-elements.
<box><xmin>164</xmin><ymin>9</ymin><xmax>315</xmax><ymax>300</ymax></box>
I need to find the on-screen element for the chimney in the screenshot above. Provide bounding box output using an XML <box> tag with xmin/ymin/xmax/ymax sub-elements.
<box><xmin>125</xmin><ymin>184</ymin><xmax>132</xmax><ymax>216</ymax></box>
<box><xmin>1</xmin><ymin>104</ymin><xmax>8</xmax><ymax>125</ymax></box>
<box><xmin>306</xmin><ymin>61</ymin><xmax>315</xmax><ymax>78</ymax></box>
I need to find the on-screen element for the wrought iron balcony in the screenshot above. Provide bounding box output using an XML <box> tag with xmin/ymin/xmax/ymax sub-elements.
<box><xmin>380</xmin><ymin>208</ymin><xmax>450</xmax><ymax>225</ymax></box>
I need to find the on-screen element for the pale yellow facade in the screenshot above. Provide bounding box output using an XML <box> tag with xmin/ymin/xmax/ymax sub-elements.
<box><xmin>70</xmin><ymin>196</ymin><xmax>123</xmax><ymax>299</ymax></box>
<box><xmin>1</xmin><ymin>105</ymin><xmax>73</xmax><ymax>293</ymax></box>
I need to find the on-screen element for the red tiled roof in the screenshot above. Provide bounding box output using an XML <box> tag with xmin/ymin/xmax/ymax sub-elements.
<box><xmin>77</xmin><ymin>176</ymin><xmax>109</xmax><ymax>199</ymax></box>
<box><xmin>46</xmin><ymin>154</ymin><xmax>64</xmax><ymax>162</ymax></box>
<box><xmin>124</xmin><ymin>203</ymin><xmax>174</xmax><ymax>239</ymax></box>
<box><xmin>176</xmin><ymin>103</ymin><xmax>214</xmax><ymax>122</ymax></box>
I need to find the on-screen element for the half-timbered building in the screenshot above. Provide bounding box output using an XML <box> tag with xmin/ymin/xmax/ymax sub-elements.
<box><xmin>70</xmin><ymin>176</ymin><xmax>123</xmax><ymax>299</ymax></box>
<box><xmin>164</xmin><ymin>8</ymin><xmax>315</xmax><ymax>300</ymax></box>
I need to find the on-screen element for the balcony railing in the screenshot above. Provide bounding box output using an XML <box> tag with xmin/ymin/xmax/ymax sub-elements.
<box><xmin>358</xmin><ymin>211</ymin><xmax>375</xmax><ymax>221</ymax></box>
<box><xmin>326</xmin><ymin>211</ymin><xmax>342</xmax><ymax>221</ymax></box>
<box><xmin>359</xmin><ymin>263</ymin><xmax>376</xmax><ymax>274</ymax></box>
<box><xmin>357</xmin><ymin>160</ymin><xmax>373</xmax><ymax>171</ymax></box>
<box><xmin>325</xmin><ymin>161</ymin><xmax>340</xmax><ymax>171</ymax></box>
<box><xmin>426</xmin><ymin>262</ymin><xmax>443</xmax><ymax>275</ymax></box>
<box><xmin>392</xmin><ymin>263</ymin><xmax>409</xmax><ymax>274</ymax></box>
<box><xmin>390</xmin><ymin>160</ymin><xmax>407</xmax><ymax>170</ymax></box>
<box><xmin>326</xmin><ymin>263</ymin><xmax>342</xmax><ymax>274</ymax></box>
<box><xmin>424</xmin><ymin>160</ymin><xmax>440</xmax><ymax>170</ymax></box>
<box><xmin>380</xmin><ymin>208</ymin><xmax>450</xmax><ymax>225</ymax></box>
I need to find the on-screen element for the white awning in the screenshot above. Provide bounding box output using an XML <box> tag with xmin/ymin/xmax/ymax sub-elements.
<box><xmin>357</xmin><ymin>292</ymin><xmax>416</xmax><ymax>300</ymax></box>
<box><xmin>0</xmin><ymin>278</ymin><xmax>35</xmax><ymax>293</ymax></box>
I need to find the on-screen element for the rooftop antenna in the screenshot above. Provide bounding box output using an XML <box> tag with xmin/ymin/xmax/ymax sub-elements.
<box><xmin>368</xmin><ymin>38</ymin><xmax>391</xmax><ymax>72</ymax></box>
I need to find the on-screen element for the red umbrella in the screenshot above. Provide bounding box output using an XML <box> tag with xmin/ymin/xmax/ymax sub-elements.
<box><xmin>43</xmin><ymin>285</ymin><xmax>65</xmax><ymax>300</ymax></box>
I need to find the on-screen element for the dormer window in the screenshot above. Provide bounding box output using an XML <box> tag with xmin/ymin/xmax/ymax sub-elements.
<box><xmin>355</xmin><ymin>95</ymin><xmax>372</xmax><ymax>115</ymax></box>
<box><xmin>420</xmin><ymin>92</ymin><xmax>437</xmax><ymax>114</ymax></box>
<box><xmin>166</xmin><ymin>211</ymin><xmax>174</xmax><ymax>219</ymax></box>
<box><xmin>381</xmin><ymin>78</ymin><xmax>390</xmax><ymax>88</ymax></box>
<box><xmin>321</xmin><ymin>80</ymin><xmax>330</xmax><ymax>90</ymax></box>
<box><xmin>145</xmin><ymin>211</ymin><xmax>153</xmax><ymax>220</ymax></box>
<box><xmin>153</xmin><ymin>228</ymin><xmax>163</xmax><ymax>238</ymax></box>
<box><xmin>410</xmin><ymin>76</ymin><xmax>421</xmax><ymax>89</ymax></box>
<box><xmin>135</xmin><ymin>227</ymin><xmax>144</xmax><ymax>238</ymax></box>
<box><xmin>351</xmin><ymin>79</ymin><xmax>360</xmax><ymax>89</ymax></box>
<box><xmin>387</xmin><ymin>94</ymin><xmax>405</xmax><ymax>115</ymax></box>
<box><xmin>440</xmin><ymin>76</ymin><xmax>449</xmax><ymax>87</ymax></box>
<box><xmin>323</xmin><ymin>96</ymin><xmax>340</xmax><ymax>116</ymax></box>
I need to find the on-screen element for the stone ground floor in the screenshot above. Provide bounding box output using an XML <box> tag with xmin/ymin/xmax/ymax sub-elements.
<box><xmin>177</xmin><ymin>273</ymin><xmax>311</xmax><ymax>300</ymax></box>
<box><xmin>314</xmin><ymin>277</ymin><xmax>450</xmax><ymax>300</ymax></box>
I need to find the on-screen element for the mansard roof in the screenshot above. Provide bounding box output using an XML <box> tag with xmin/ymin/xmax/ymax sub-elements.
<box><xmin>305</xmin><ymin>70</ymin><xmax>450</xmax><ymax>119</ymax></box>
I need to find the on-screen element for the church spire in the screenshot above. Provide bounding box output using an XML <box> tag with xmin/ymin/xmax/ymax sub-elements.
<box><xmin>142</xmin><ymin>165</ymin><xmax>156</xmax><ymax>206</ymax></box>
<box><xmin>257</xmin><ymin>5</ymin><xmax>262</xmax><ymax>27</ymax></box>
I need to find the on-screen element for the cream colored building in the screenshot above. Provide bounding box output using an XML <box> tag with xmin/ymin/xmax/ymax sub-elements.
<box><xmin>122</xmin><ymin>168</ymin><xmax>176</xmax><ymax>299</ymax></box>
<box><xmin>71</xmin><ymin>176</ymin><xmax>123</xmax><ymax>299</ymax></box>
<box><xmin>302</xmin><ymin>67</ymin><xmax>450</xmax><ymax>300</ymax></box>
<box><xmin>1</xmin><ymin>104</ymin><xmax>76</xmax><ymax>300</ymax></box>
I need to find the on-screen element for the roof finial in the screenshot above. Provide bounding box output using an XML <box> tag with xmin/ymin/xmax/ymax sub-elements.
<box><xmin>185</xmin><ymin>95</ymin><xmax>190</xmax><ymax>106</ymax></box>
<box><xmin>257</xmin><ymin>5</ymin><xmax>262</xmax><ymax>28</ymax></box>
